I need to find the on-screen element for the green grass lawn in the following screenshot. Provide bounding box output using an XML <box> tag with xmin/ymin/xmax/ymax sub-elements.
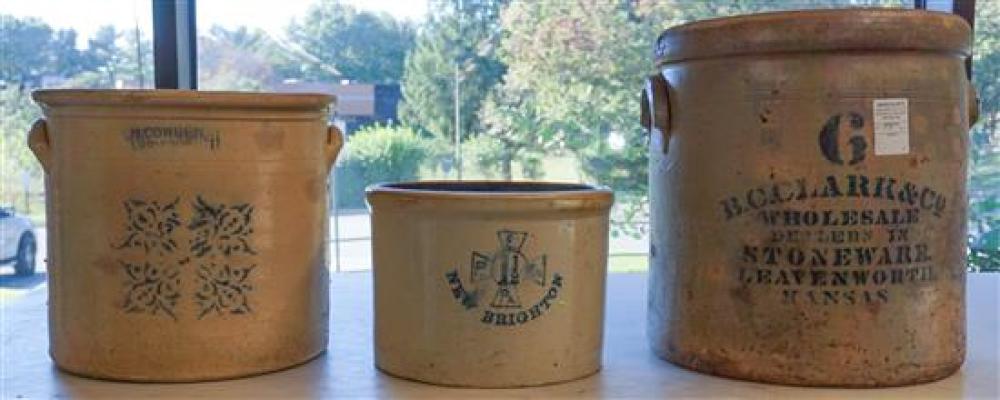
<box><xmin>609</xmin><ymin>253</ymin><xmax>648</xmax><ymax>273</ymax></box>
<box><xmin>0</xmin><ymin>289</ymin><xmax>23</xmax><ymax>302</ymax></box>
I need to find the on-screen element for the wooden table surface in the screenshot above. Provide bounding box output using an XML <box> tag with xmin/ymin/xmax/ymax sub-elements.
<box><xmin>2</xmin><ymin>272</ymin><xmax>997</xmax><ymax>399</ymax></box>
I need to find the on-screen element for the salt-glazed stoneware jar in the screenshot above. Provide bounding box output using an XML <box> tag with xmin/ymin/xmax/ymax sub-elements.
<box><xmin>367</xmin><ymin>181</ymin><xmax>613</xmax><ymax>387</ymax></box>
<box><xmin>642</xmin><ymin>10</ymin><xmax>978</xmax><ymax>387</ymax></box>
<box><xmin>28</xmin><ymin>90</ymin><xmax>342</xmax><ymax>382</ymax></box>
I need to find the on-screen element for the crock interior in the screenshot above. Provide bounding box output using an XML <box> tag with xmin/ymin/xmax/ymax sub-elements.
<box><xmin>381</xmin><ymin>181</ymin><xmax>596</xmax><ymax>193</ymax></box>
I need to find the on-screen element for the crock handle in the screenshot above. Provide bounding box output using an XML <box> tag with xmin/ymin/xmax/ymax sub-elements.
<box><xmin>325</xmin><ymin>124</ymin><xmax>344</xmax><ymax>171</ymax></box>
<box><xmin>641</xmin><ymin>73</ymin><xmax>671</xmax><ymax>154</ymax></box>
<box><xmin>27</xmin><ymin>119</ymin><xmax>52</xmax><ymax>173</ymax></box>
<box><xmin>968</xmin><ymin>81</ymin><xmax>980</xmax><ymax>127</ymax></box>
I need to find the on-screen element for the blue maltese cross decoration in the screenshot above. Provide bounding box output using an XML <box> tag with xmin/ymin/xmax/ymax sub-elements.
<box><xmin>470</xmin><ymin>230</ymin><xmax>547</xmax><ymax>309</ymax></box>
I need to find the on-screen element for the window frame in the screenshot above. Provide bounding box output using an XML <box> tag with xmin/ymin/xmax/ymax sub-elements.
<box><xmin>151</xmin><ymin>1</ymin><xmax>977</xmax><ymax>89</ymax></box>
<box><xmin>152</xmin><ymin>0</ymin><xmax>197</xmax><ymax>89</ymax></box>
<box><xmin>148</xmin><ymin>0</ymin><xmax>984</xmax><ymax>272</ymax></box>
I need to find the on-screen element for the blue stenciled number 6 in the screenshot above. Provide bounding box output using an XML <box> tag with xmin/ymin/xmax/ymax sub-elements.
<box><xmin>819</xmin><ymin>111</ymin><xmax>867</xmax><ymax>166</ymax></box>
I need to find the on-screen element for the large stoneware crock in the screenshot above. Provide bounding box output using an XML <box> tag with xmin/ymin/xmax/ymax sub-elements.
<box><xmin>642</xmin><ymin>10</ymin><xmax>978</xmax><ymax>387</ymax></box>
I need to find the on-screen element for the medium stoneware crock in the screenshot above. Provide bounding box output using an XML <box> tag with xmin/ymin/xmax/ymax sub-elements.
<box><xmin>28</xmin><ymin>89</ymin><xmax>342</xmax><ymax>382</ymax></box>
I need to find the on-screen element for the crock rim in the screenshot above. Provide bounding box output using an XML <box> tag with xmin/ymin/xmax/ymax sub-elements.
<box><xmin>31</xmin><ymin>89</ymin><xmax>334</xmax><ymax>110</ymax></box>
<box><xmin>365</xmin><ymin>180</ymin><xmax>614</xmax><ymax>208</ymax></box>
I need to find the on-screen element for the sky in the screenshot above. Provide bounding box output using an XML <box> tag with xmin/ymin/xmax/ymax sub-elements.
<box><xmin>2</xmin><ymin>0</ymin><xmax>428</xmax><ymax>47</ymax></box>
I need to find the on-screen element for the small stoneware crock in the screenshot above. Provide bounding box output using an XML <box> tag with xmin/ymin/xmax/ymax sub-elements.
<box><xmin>367</xmin><ymin>181</ymin><xmax>613</xmax><ymax>387</ymax></box>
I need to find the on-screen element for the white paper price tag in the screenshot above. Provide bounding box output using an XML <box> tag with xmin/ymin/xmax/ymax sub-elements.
<box><xmin>873</xmin><ymin>98</ymin><xmax>909</xmax><ymax>155</ymax></box>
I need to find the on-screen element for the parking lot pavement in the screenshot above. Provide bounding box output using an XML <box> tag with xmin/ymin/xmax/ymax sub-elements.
<box><xmin>0</xmin><ymin>228</ymin><xmax>48</xmax><ymax>304</ymax></box>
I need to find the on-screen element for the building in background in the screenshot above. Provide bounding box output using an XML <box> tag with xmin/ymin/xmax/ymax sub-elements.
<box><xmin>273</xmin><ymin>80</ymin><xmax>401</xmax><ymax>134</ymax></box>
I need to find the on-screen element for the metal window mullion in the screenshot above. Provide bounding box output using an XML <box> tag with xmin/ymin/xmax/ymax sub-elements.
<box><xmin>953</xmin><ymin>0</ymin><xmax>976</xmax><ymax>79</ymax></box>
<box><xmin>153</xmin><ymin>0</ymin><xmax>197</xmax><ymax>89</ymax></box>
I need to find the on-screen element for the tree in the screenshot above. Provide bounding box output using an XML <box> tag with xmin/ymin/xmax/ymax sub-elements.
<box><xmin>0</xmin><ymin>14</ymin><xmax>88</xmax><ymax>87</ymax></box>
<box><xmin>0</xmin><ymin>16</ymin><xmax>155</xmax><ymax>214</ymax></box>
<box><xmin>399</xmin><ymin>0</ymin><xmax>507</xmax><ymax>143</ymax></box>
<box><xmin>496</xmin><ymin>1</ymin><xmax>650</xmax><ymax>195</ymax></box>
<box><xmin>198</xmin><ymin>26</ymin><xmax>286</xmax><ymax>90</ymax></box>
<box><xmin>636</xmin><ymin>0</ymin><xmax>904</xmax><ymax>24</ymax></box>
<box><xmin>79</xmin><ymin>26</ymin><xmax>122</xmax><ymax>85</ymax></box>
<box><xmin>286</xmin><ymin>0</ymin><xmax>415</xmax><ymax>83</ymax></box>
<box><xmin>0</xmin><ymin>85</ymin><xmax>41</xmax><ymax>172</ymax></box>
<box><xmin>476</xmin><ymin>86</ymin><xmax>545</xmax><ymax>180</ymax></box>
<box><xmin>68</xmin><ymin>25</ymin><xmax>153</xmax><ymax>89</ymax></box>
<box><xmin>972</xmin><ymin>0</ymin><xmax>1000</xmax><ymax>166</ymax></box>
<box><xmin>491</xmin><ymin>0</ymin><xmax>910</xmax><ymax>235</ymax></box>
<box><xmin>0</xmin><ymin>85</ymin><xmax>43</xmax><ymax>210</ymax></box>
<box><xmin>969</xmin><ymin>0</ymin><xmax>1000</xmax><ymax>271</ymax></box>
<box><xmin>334</xmin><ymin>125</ymin><xmax>429</xmax><ymax>208</ymax></box>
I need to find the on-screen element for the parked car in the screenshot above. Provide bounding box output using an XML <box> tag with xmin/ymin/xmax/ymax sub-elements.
<box><xmin>0</xmin><ymin>207</ymin><xmax>36</xmax><ymax>275</ymax></box>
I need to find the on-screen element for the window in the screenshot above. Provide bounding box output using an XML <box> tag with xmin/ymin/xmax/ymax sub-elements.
<box><xmin>969</xmin><ymin>1</ymin><xmax>1000</xmax><ymax>271</ymax></box>
<box><xmin>0</xmin><ymin>0</ymin><xmax>996</xmax><ymax>287</ymax></box>
<box><xmin>196</xmin><ymin>0</ymin><xmax>912</xmax><ymax>273</ymax></box>
<box><xmin>1</xmin><ymin>0</ymin><xmax>153</xmax><ymax>296</ymax></box>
